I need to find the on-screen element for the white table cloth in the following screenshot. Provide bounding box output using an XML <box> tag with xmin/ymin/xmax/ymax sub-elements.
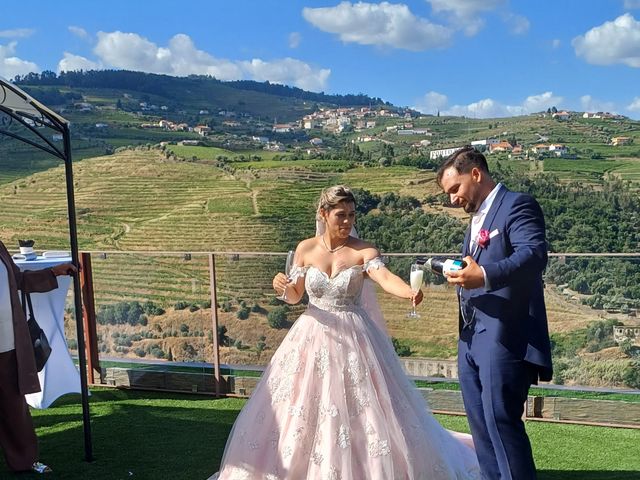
<box><xmin>15</xmin><ymin>256</ymin><xmax>82</xmax><ymax>408</ymax></box>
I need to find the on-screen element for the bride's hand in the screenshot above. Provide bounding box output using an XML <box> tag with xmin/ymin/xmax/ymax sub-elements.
<box><xmin>272</xmin><ymin>272</ymin><xmax>289</xmax><ymax>296</ymax></box>
<box><xmin>412</xmin><ymin>289</ymin><xmax>423</xmax><ymax>307</ymax></box>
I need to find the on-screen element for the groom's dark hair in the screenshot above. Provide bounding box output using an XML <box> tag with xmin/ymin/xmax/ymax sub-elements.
<box><xmin>436</xmin><ymin>146</ymin><xmax>490</xmax><ymax>186</ymax></box>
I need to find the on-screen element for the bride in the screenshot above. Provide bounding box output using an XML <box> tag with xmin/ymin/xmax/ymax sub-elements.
<box><xmin>210</xmin><ymin>185</ymin><xmax>480</xmax><ymax>479</ymax></box>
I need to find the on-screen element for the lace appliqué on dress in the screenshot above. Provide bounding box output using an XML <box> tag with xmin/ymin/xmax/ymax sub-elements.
<box><xmin>345</xmin><ymin>351</ymin><xmax>370</xmax><ymax>416</ymax></box>
<box><xmin>363</xmin><ymin>256</ymin><xmax>385</xmax><ymax>273</ymax></box>
<box><xmin>337</xmin><ymin>424</ymin><xmax>351</xmax><ymax>449</ymax></box>
<box><xmin>288</xmin><ymin>265</ymin><xmax>308</xmax><ymax>283</ymax></box>
<box><xmin>315</xmin><ymin>346</ymin><xmax>330</xmax><ymax>378</ymax></box>
<box><xmin>368</xmin><ymin>438</ymin><xmax>391</xmax><ymax>457</ymax></box>
<box><xmin>268</xmin><ymin>348</ymin><xmax>303</xmax><ymax>404</ymax></box>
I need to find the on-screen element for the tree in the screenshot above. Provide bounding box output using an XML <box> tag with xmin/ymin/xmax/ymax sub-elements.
<box><xmin>623</xmin><ymin>361</ymin><xmax>640</xmax><ymax>388</ymax></box>
<box><xmin>217</xmin><ymin>325</ymin><xmax>229</xmax><ymax>346</ymax></box>
<box><xmin>392</xmin><ymin>338</ymin><xmax>411</xmax><ymax>356</ymax></box>
<box><xmin>267</xmin><ymin>307</ymin><xmax>288</xmax><ymax>329</ymax></box>
<box><xmin>174</xmin><ymin>301</ymin><xmax>189</xmax><ymax>310</ymax></box>
<box><xmin>381</xmin><ymin>142</ymin><xmax>395</xmax><ymax>159</ymax></box>
<box><xmin>256</xmin><ymin>336</ymin><xmax>267</xmax><ymax>360</ymax></box>
<box><xmin>378</xmin><ymin>157</ymin><xmax>391</xmax><ymax>167</ymax></box>
<box><xmin>351</xmin><ymin>188</ymin><xmax>380</xmax><ymax>215</ymax></box>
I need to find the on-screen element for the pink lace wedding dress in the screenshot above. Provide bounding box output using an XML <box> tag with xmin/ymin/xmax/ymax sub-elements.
<box><xmin>210</xmin><ymin>258</ymin><xmax>480</xmax><ymax>479</ymax></box>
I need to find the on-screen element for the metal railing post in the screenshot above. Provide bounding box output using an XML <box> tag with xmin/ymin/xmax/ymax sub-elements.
<box><xmin>79</xmin><ymin>252</ymin><xmax>100</xmax><ymax>384</ymax></box>
<box><xmin>208</xmin><ymin>253</ymin><xmax>222</xmax><ymax>396</ymax></box>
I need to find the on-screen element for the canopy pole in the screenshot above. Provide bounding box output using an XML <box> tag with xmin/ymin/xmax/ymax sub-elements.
<box><xmin>63</xmin><ymin>123</ymin><xmax>94</xmax><ymax>462</ymax></box>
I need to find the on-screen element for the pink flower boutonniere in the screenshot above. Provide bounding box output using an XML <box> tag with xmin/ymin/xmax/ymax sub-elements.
<box><xmin>476</xmin><ymin>229</ymin><xmax>490</xmax><ymax>249</ymax></box>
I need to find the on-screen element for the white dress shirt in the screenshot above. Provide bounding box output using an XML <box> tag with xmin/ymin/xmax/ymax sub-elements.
<box><xmin>469</xmin><ymin>183</ymin><xmax>503</xmax><ymax>254</ymax></box>
<box><xmin>0</xmin><ymin>260</ymin><xmax>16</xmax><ymax>352</ymax></box>
<box><xmin>469</xmin><ymin>183</ymin><xmax>502</xmax><ymax>290</ymax></box>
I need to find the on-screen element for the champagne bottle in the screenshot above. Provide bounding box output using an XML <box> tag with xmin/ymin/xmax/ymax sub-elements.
<box><xmin>425</xmin><ymin>257</ymin><xmax>467</xmax><ymax>276</ymax></box>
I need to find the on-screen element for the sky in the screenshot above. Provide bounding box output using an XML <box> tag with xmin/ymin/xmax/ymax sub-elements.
<box><xmin>2</xmin><ymin>0</ymin><xmax>640</xmax><ymax>118</ymax></box>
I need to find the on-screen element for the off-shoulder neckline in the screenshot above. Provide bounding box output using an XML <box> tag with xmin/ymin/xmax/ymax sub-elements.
<box><xmin>296</xmin><ymin>256</ymin><xmax>382</xmax><ymax>280</ymax></box>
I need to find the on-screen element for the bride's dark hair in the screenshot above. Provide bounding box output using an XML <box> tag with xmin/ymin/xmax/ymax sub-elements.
<box><xmin>316</xmin><ymin>185</ymin><xmax>356</xmax><ymax>218</ymax></box>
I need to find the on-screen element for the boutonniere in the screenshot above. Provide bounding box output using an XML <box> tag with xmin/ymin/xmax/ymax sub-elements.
<box><xmin>476</xmin><ymin>229</ymin><xmax>490</xmax><ymax>248</ymax></box>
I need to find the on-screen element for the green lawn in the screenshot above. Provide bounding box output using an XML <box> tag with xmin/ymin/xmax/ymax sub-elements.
<box><xmin>3</xmin><ymin>388</ymin><xmax>637</xmax><ymax>480</ymax></box>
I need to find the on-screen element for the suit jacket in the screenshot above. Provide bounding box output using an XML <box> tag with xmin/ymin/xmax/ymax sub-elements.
<box><xmin>460</xmin><ymin>185</ymin><xmax>553</xmax><ymax>381</ymax></box>
<box><xmin>0</xmin><ymin>241</ymin><xmax>58</xmax><ymax>395</ymax></box>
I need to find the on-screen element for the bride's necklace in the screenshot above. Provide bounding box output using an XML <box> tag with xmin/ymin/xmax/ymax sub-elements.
<box><xmin>322</xmin><ymin>235</ymin><xmax>348</xmax><ymax>253</ymax></box>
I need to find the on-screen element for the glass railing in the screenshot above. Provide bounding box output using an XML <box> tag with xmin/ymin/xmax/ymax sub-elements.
<box><xmin>60</xmin><ymin>251</ymin><xmax>639</xmax><ymax>392</ymax></box>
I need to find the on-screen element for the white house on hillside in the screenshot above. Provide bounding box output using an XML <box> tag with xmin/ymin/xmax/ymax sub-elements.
<box><xmin>193</xmin><ymin>125</ymin><xmax>211</xmax><ymax>136</ymax></box>
<box><xmin>548</xmin><ymin>144</ymin><xmax>568</xmax><ymax>156</ymax></box>
<box><xmin>472</xmin><ymin>138</ymin><xmax>499</xmax><ymax>148</ymax></box>
<box><xmin>611</xmin><ymin>136</ymin><xmax>632</xmax><ymax>146</ymax></box>
<box><xmin>552</xmin><ymin>111</ymin><xmax>570</xmax><ymax>121</ymax></box>
<box><xmin>273</xmin><ymin>124</ymin><xmax>292</xmax><ymax>133</ymax></box>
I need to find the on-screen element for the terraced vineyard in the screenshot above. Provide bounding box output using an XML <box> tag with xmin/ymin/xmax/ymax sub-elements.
<box><xmin>543</xmin><ymin>157</ymin><xmax>640</xmax><ymax>185</ymax></box>
<box><xmin>1</xmin><ymin>148</ymin><xmax>291</xmax><ymax>251</ymax></box>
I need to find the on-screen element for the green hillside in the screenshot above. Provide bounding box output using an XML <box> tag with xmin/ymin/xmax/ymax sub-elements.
<box><xmin>3</xmin><ymin>70</ymin><xmax>640</xmax><ymax>191</ymax></box>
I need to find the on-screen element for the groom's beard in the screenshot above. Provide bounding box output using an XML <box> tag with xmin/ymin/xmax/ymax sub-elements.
<box><xmin>462</xmin><ymin>191</ymin><xmax>484</xmax><ymax>214</ymax></box>
<box><xmin>463</xmin><ymin>201</ymin><xmax>478</xmax><ymax>214</ymax></box>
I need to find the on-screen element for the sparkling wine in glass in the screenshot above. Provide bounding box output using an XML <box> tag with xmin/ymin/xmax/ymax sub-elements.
<box><xmin>278</xmin><ymin>250</ymin><xmax>295</xmax><ymax>301</ymax></box>
<box><xmin>407</xmin><ymin>263</ymin><xmax>423</xmax><ymax>318</ymax></box>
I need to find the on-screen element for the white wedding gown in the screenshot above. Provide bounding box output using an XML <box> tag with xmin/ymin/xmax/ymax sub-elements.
<box><xmin>210</xmin><ymin>258</ymin><xmax>480</xmax><ymax>479</ymax></box>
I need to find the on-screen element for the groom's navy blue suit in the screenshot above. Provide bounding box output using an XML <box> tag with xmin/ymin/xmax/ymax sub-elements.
<box><xmin>458</xmin><ymin>185</ymin><xmax>552</xmax><ymax>480</ymax></box>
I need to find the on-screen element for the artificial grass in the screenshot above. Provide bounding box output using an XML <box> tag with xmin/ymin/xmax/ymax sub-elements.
<box><xmin>2</xmin><ymin>388</ymin><xmax>638</xmax><ymax>479</ymax></box>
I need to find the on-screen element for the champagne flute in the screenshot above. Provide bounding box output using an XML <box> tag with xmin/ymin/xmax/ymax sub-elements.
<box><xmin>407</xmin><ymin>263</ymin><xmax>423</xmax><ymax>318</ymax></box>
<box><xmin>278</xmin><ymin>250</ymin><xmax>295</xmax><ymax>301</ymax></box>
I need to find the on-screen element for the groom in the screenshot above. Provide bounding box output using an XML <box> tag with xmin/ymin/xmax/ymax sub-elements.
<box><xmin>436</xmin><ymin>146</ymin><xmax>552</xmax><ymax>480</ymax></box>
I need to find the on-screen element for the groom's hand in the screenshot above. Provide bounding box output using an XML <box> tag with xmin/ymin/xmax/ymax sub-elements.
<box><xmin>445</xmin><ymin>256</ymin><xmax>485</xmax><ymax>290</ymax></box>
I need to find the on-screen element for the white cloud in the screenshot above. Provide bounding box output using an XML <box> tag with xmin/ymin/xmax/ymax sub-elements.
<box><xmin>444</xmin><ymin>98</ymin><xmax>517</xmax><ymax>117</ymax></box>
<box><xmin>413</xmin><ymin>90</ymin><xmax>564</xmax><ymax>118</ymax></box>
<box><xmin>412</xmin><ymin>91</ymin><xmax>448</xmax><ymax>114</ymax></box>
<box><xmin>302</xmin><ymin>2</ymin><xmax>452</xmax><ymax>51</ymax></box>
<box><xmin>0</xmin><ymin>41</ymin><xmax>38</xmax><ymax>78</ymax></box>
<box><xmin>57</xmin><ymin>52</ymin><xmax>101</xmax><ymax>73</ymax></box>
<box><xmin>82</xmin><ymin>31</ymin><xmax>330</xmax><ymax>91</ymax></box>
<box><xmin>428</xmin><ymin>0</ymin><xmax>504</xmax><ymax>17</ymax></box>
<box><xmin>627</xmin><ymin>96</ymin><xmax>640</xmax><ymax>111</ymax></box>
<box><xmin>93</xmin><ymin>31</ymin><xmax>242</xmax><ymax>79</ymax></box>
<box><xmin>68</xmin><ymin>26</ymin><xmax>90</xmax><ymax>40</ymax></box>
<box><xmin>503</xmin><ymin>13</ymin><xmax>530</xmax><ymax>35</ymax></box>
<box><xmin>428</xmin><ymin>0</ymin><xmax>505</xmax><ymax>35</ymax></box>
<box><xmin>551</xmin><ymin>38</ymin><xmax>561</xmax><ymax>49</ymax></box>
<box><xmin>624</xmin><ymin>0</ymin><xmax>640</xmax><ymax>9</ymax></box>
<box><xmin>0</xmin><ymin>28</ymin><xmax>35</xmax><ymax>39</ymax></box>
<box><xmin>580</xmin><ymin>95</ymin><xmax>617</xmax><ymax>113</ymax></box>
<box><xmin>522</xmin><ymin>92</ymin><xmax>563</xmax><ymax>112</ymax></box>
<box><xmin>289</xmin><ymin>32</ymin><xmax>302</xmax><ymax>48</ymax></box>
<box><xmin>572</xmin><ymin>13</ymin><xmax>640</xmax><ymax>67</ymax></box>
<box><xmin>240</xmin><ymin>57</ymin><xmax>330</xmax><ymax>92</ymax></box>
